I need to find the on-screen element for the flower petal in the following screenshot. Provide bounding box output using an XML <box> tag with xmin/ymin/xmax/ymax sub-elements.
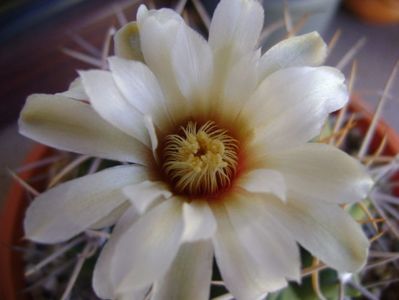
<box><xmin>264</xmin><ymin>195</ymin><xmax>369</xmax><ymax>272</ymax></box>
<box><xmin>24</xmin><ymin>165</ymin><xmax>147</xmax><ymax>244</ymax></box>
<box><xmin>108</xmin><ymin>56</ymin><xmax>171</xmax><ymax>130</ymax></box>
<box><xmin>19</xmin><ymin>94</ymin><xmax>148</xmax><ymax>164</ymax></box>
<box><xmin>93</xmin><ymin>206</ymin><xmax>139</xmax><ymax>299</ymax></box>
<box><xmin>123</xmin><ymin>180</ymin><xmax>172</xmax><ymax>214</ymax></box>
<box><xmin>259</xmin><ymin>32</ymin><xmax>327</xmax><ymax>81</ymax></box>
<box><xmin>245</xmin><ymin>66</ymin><xmax>348</xmax><ymax>152</ymax></box>
<box><xmin>56</xmin><ymin>77</ymin><xmax>88</xmax><ymax>100</ymax></box>
<box><xmin>89</xmin><ymin>201</ymin><xmax>130</xmax><ymax>229</ymax></box>
<box><xmin>138</xmin><ymin>6</ymin><xmax>188</xmax><ymax>119</ymax></box>
<box><xmin>221</xmin><ymin>50</ymin><xmax>260</xmax><ymax>118</ymax></box>
<box><xmin>211</xmin><ymin>201</ymin><xmax>288</xmax><ymax>300</ymax></box>
<box><xmin>116</xmin><ymin>289</ymin><xmax>149</xmax><ymax>300</ymax></box>
<box><xmin>111</xmin><ymin>198</ymin><xmax>184</xmax><ymax>293</ymax></box>
<box><xmin>209</xmin><ymin>0</ymin><xmax>264</xmax><ymax>56</ymax></box>
<box><xmin>209</xmin><ymin>0</ymin><xmax>263</xmax><ymax>92</ymax></box>
<box><xmin>225</xmin><ymin>193</ymin><xmax>301</xmax><ymax>281</ymax></box>
<box><xmin>93</xmin><ymin>206</ymin><xmax>151</xmax><ymax>299</ymax></box>
<box><xmin>182</xmin><ymin>201</ymin><xmax>217</xmax><ymax>242</ymax></box>
<box><xmin>114</xmin><ymin>21</ymin><xmax>144</xmax><ymax>62</ymax></box>
<box><xmin>267</xmin><ymin>143</ymin><xmax>373</xmax><ymax>204</ymax></box>
<box><xmin>79</xmin><ymin>70</ymin><xmax>150</xmax><ymax>146</ymax></box>
<box><xmin>172</xmin><ymin>21</ymin><xmax>213</xmax><ymax>109</ymax></box>
<box><xmin>239</xmin><ymin>169</ymin><xmax>287</xmax><ymax>202</ymax></box>
<box><xmin>152</xmin><ymin>240</ymin><xmax>213</xmax><ymax>300</ymax></box>
<box><xmin>144</xmin><ymin>115</ymin><xmax>159</xmax><ymax>159</ymax></box>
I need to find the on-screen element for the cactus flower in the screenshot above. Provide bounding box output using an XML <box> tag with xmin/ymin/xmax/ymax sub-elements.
<box><xmin>19</xmin><ymin>0</ymin><xmax>373</xmax><ymax>299</ymax></box>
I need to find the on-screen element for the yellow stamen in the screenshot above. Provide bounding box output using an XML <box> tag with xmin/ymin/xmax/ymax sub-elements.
<box><xmin>162</xmin><ymin>121</ymin><xmax>238</xmax><ymax>196</ymax></box>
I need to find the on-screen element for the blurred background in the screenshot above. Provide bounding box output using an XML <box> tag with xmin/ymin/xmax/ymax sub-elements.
<box><xmin>0</xmin><ymin>0</ymin><xmax>398</xmax><ymax>203</ymax></box>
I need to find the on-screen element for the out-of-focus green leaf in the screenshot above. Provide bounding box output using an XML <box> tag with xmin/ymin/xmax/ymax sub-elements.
<box><xmin>267</xmin><ymin>286</ymin><xmax>301</xmax><ymax>300</ymax></box>
<box><xmin>348</xmin><ymin>198</ymin><xmax>372</xmax><ymax>220</ymax></box>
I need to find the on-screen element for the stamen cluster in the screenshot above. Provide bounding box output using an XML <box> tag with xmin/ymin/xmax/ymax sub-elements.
<box><xmin>162</xmin><ymin>121</ymin><xmax>238</xmax><ymax>196</ymax></box>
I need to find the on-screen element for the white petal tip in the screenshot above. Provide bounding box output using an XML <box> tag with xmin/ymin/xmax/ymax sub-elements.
<box><xmin>339</xmin><ymin>272</ymin><xmax>353</xmax><ymax>283</ymax></box>
<box><xmin>137</xmin><ymin>4</ymin><xmax>149</xmax><ymax>23</ymax></box>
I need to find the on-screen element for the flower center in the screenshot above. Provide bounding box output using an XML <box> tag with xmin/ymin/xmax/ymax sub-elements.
<box><xmin>162</xmin><ymin>121</ymin><xmax>238</xmax><ymax>197</ymax></box>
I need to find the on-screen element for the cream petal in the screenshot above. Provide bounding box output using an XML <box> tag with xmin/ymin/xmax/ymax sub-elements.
<box><xmin>108</xmin><ymin>56</ymin><xmax>171</xmax><ymax>129</ymax></box>
<box><xmin>79</xmin><ymin>70</ymin><xmax>150</xmax><ymax>146</ymax></box>
<box><xmin>152</xmin><ymin>240</ymin><xmax>213</xmax><ymax>300</ymax></box>
<box><xmin>259</xmin><ymin>32</ymin><xmax>327</xmax><ymax>81</ymax></box>
<box><xmin>93</xmin><ymin>206</ymin><xmax>139</xmax><ymax>299</ymax></box>
<box><xmin>245</xmin><ymin>66</ymin><xmax>348</xmax><ymax>153</ymax></box>
<box><xmin>211</xmin><ymin>201</ymin><xmax>287</xmax><ymax>300</ymax></box>
<box><xmin>209</xmin><ymin>0</ymin><xmax>264</xmax><ymax>56</ymax></box>
<box><xmin>264</xmin><ymin>195</ymin><xmax>370</xmax><ymax>272</ymax></box>
<box><xmin>136</xmin><ymin>4</ymin><xmax>149</xmax><ymax>24</ymax></box>
<box><xmin>123</xmin><ymin>180</ymin><xmax>172</xmax><ymax>214</ymax></box>
<box><xmin>19</xmin><ymin>94</ymin><xmax>149</xmax><ymax>164</ymax></box>
<box><xmin>93</xmin><ymin>206</ymin><xmax>151</xmax><ymax>299</ymax></box>
<box><xmin>56</xmin><ymin>77</ymin><xmax>88</xmax><ymax>100</ymax></box>
<box><xmin>182</xmin><ymin>201</ymin><xmax>217</xmax><ymax>242</ymax></box>
<box><xmin>116</xmin><ymin>289</ymin><xmax>149</xmax><ymax>300</ymax></box>
<box><xmin>221</xmin><ymin>50</ymin><xmax>260</xmax><ymax>118</ymax></box>
<box><xmin>89</xmin><ymin>201</ymin><xmax>130</xmax><ymax>229</ymax></box>
<box><xmin>172</xmin><ymin>22</ymin><xmax>213</xmax><ymax>108</ymax></box>
<box><xmin>114</xmin><ymin>21</ymin><xmax>145</xmax><ymax>62</ymax></box>
<box><xmin>111</xmin><ymin>198</ymin><xmax>184</xmax><ymax>293</ymax></box>
<box><xmin>144</xmin><ymin>115</ymin><xmax>158</xmax><ymax>160</ymax></box>
<box><xmin>137</xmin><ymin>4</ymin><xmax>181</xmax><ymax>26</ymax></box>
<box><xmin>267</xmin><ymin>143</ymin><xmax>373</xmax><ymax>204</ymax></box>
<box><xmin>138</xmin><ymin>7</ymin><xmax>188</xmax><ymax>119</ymax></box>
<box><xmin>24</xmin><ymin>165</ymin><xmax>147</xmax><ymax>244</ymax></box>
<box><xmin>239</xmin><ymin>169</ymin><xmax>287</xmax><ymax>202</ymax></box>
<box><xmin>209</xmin><ymin>0</ymin><xmax>263</xmax><ymax>93</ymax></box>
<box><xmin>225</xmin><ymin>194</ymin><xmax>301</xmax><ymax>282</ymax></box>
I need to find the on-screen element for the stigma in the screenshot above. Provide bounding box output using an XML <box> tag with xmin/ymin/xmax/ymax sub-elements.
<box><xmin>162</xmin><ymin>121</ymin><xmax>238</xmax><ymax>197</ymax></box>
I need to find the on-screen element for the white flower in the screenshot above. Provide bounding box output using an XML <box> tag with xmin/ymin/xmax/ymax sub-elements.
<box><xmin>19</xmin><ymin>0</ymin><xmax>373</xmax><ymax>299</ymax></box>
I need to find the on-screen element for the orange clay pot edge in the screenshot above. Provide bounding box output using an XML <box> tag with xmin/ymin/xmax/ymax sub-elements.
<box><xmin>345</xmin><ymin>0</ymin><xmax>399</xmax><ymax>24</ymax></box>
<box><xmin>350</xmin><ymin>95</ymin><xmax>399</xmax><ymax>155</ymax></box>
<box><xmin>0</xmin><ymin>144</ymin><xmax>51</xmax><ymax>300</ymax></box>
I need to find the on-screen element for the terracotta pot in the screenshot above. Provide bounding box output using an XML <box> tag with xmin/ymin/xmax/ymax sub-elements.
<box><xmin>350</xmin><ymin>96</ymin><xmax>399</xmax><ymax>155</ymax></box>
<box><xmin>350</xmin><ymin>97</ymin><xmax>399</xmax><ymax>195</ymax></box>
<box><xmin>345</xmin><ymin>0</ymin><xmax>399</xmax><ymax>24</ymax></box>
<box><xmin>0</xmin><ymin>99</ymin><xmax>398</xmax><ymax>299</ymax></box>
<box><xmin>0</xmin><ymin>145</ymin><xmax>53</xmax><ymax>300</ymax></box>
